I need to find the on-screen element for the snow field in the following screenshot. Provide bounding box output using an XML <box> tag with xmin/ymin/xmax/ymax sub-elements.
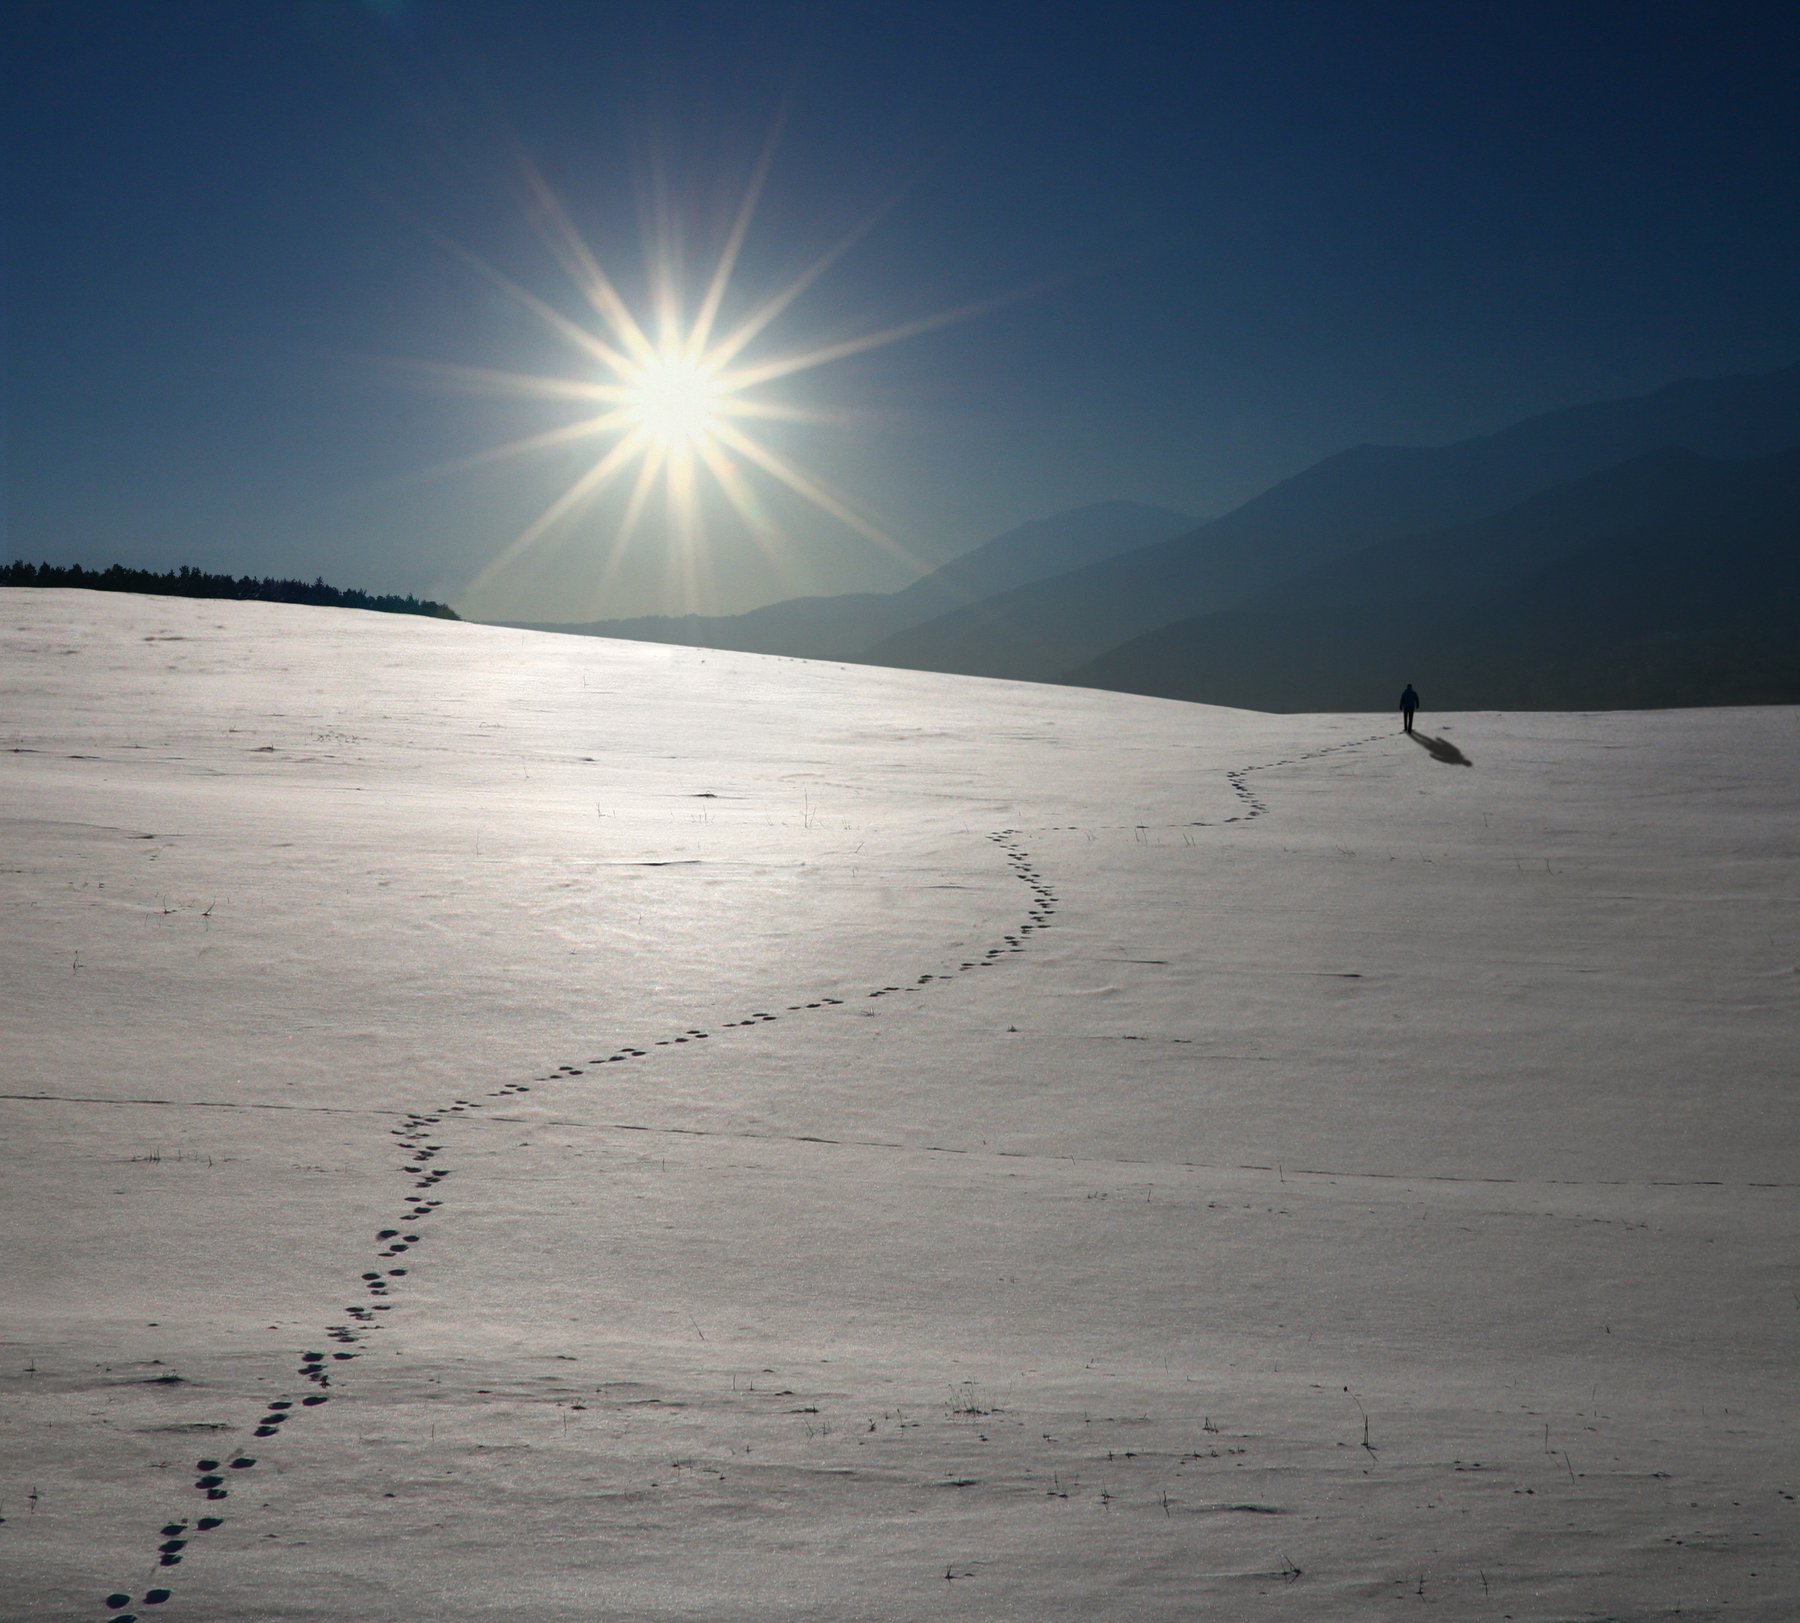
<box><xmin>3</xmin><ymin>590</ymin><xmax>1796</xmax><ymax>1618</ymax></box>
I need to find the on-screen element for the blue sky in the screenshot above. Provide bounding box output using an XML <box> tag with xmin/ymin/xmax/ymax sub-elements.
<box><xmin>6</xmin><ymin>0</ymin><xmax>1798</xmax><ymax>619</ymax></box>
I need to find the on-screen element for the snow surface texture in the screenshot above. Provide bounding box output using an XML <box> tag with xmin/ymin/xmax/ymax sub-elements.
<box><xmin>3</xmin><ymin>589</ymin><xmax>1796</xmax><ymax>1620</ymax></box>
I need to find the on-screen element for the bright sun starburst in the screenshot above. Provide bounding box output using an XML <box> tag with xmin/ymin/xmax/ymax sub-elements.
<box><xmin>408</xmin><ymin>135</ymin><xmax>1011</xmax><ymax>617</ymax></box>
<box><xmin>627</xmin><ymin>354</ymin><xmax>721</xmax><ymax>447</ymax></box>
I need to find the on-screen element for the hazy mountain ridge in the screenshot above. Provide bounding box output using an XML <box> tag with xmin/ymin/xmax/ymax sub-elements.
<box><xmin>858</xmin><ymin>362</ymin><xmax>1800</xmax><ymax>687</ymax></box>
<box><xmin>1069</xmin><ymin>443</ymin><xmax>1800</xmax><ymax>710</ymax></box>
<box><xmin>505</xmin><ymin>501</ymin><xmax>1193</xmax><ymax>660</ymax></box>
<box><xmin>500</xmin><ymin>362</ymin><xmax>1800</xmax><ymax>710</ymax></box>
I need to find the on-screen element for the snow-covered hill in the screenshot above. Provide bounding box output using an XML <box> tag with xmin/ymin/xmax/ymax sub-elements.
<box><xmin>4</xmin><ymin>589</ymin><xmax>1795</xmax><ymax>1619</ymax></box>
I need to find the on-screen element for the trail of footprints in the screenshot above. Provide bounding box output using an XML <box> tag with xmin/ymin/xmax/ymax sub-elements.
<box><xmin>95</xmin><ymin>828</ymin><xmax>1056</xmax><ymax>1617</ymax></box>
<box><xmin>1043</xmin><ymin>732</ymin><xmax>1386</xmax><ymax>835</ymax></box>
<box><xmin>1220</xmin><ymin>734</ymin><xmax>1386</xmax><ymax>824</ymax></box>
<box><xmin>96</xmin><ymin>744</ymin><xmax>1374</xmax><ymax>1615</ymax></box>
<box><xmin>96</xmin><ymin>745</ymin><xmax>1377</xmax><ymax>1613</ymax></box>
<box><xmin>99</xmin><ymin>1126</ymin><xmax>452</xmax><ymax>1618</ymax></box>
<box><xmin>1221</xmin><ymin>735</ymin><xmax>1384</xmax><ymax>822</ymax></box>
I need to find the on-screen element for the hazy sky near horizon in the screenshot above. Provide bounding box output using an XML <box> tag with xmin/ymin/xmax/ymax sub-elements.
<box><xmin>6</xmin><ymin>0</ymin><xmax>1799</xmax><ymax>620</ymax></box>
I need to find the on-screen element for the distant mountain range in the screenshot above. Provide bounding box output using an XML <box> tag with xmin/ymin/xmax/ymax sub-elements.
<box><xmin>508</xmin><ymin>501</ymin><xmax>1195</xmax><ymax>660</ymax></box>
<box><xmin>497</xmin><ymin>361</ymin><xmax>1800</xmax><ymax>710</ymax></box>
<box><xmin>1072</xmin><ymin>443</ymin><xmax>1800</xmax><ymax>710</ymax></box>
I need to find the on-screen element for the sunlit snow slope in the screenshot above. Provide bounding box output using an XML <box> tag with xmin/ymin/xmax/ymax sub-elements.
<box><xmin>4</xmin><ymin>590</ymin><xmax>1796</xmax><ymax>1620</ymax></box>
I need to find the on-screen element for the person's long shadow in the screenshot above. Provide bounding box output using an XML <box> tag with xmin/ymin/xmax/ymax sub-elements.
<box><xmin>1410</xmin><ymin>731</ymin><xmax>1472</xmax><ymax>766</ymax></box>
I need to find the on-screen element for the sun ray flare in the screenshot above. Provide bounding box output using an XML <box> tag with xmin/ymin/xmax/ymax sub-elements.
<box><xmin>434</xmin><ymin>144</ymin><xmax>1012</xmax><ymax>615</ymax></box>
<box><xmin>465</xmin><ymin>427</ymin><xmax>651</xmax><ymax>599</ymax></box>
<box><xmin>685</xmin><ymin>111</ymin><xmax>786</xmax><ymax>365</ymax></box>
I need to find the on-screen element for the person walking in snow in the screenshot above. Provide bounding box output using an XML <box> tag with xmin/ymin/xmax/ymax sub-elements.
<box><xmin>1399</xmin><ymin>683</ymin><xmax>1419</xmax><ymax>735</ymax></box>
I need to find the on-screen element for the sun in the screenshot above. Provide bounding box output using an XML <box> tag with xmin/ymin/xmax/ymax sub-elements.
<box><xmin>626</xmin><ymin>353</ymin><xmax>721</xmax><ymax>448</ymax></box>
<box><xmin>415</xmin><ymin>137</ymin><xmax>1010</xmax><ymax>614</ymax></box>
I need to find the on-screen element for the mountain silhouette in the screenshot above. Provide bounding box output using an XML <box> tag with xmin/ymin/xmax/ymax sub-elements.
<box><xmin>509</xmin><ymin>501</ymin><xmax>1193</xmax><ymax>660</ymax></box>
<box><xmin>859</xmin><ymin>362</ymin><xmax>1800</xmax><ymax>684</ymax></box>
<box><xmin>1068</xmin><ymin>443</ymin><xmax>1800</xmax><ymax>710</ymax></box>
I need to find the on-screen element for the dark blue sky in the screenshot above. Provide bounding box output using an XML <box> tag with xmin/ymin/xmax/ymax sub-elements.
<box><xmin>6</xmin><ymin>0</ymin><xmax>1798</xmax><ymax>618</ymax></box>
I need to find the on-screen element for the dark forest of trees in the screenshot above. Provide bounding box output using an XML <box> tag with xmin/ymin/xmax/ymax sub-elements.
<box><xmin>2</xmin><ymin>561</ymin><xmax>458</xmax><ymax>620</ymax></box>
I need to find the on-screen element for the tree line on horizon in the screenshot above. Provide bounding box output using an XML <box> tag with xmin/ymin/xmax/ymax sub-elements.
<box><xmin>1</xmin><ymin>560</ymin><xmax>459</xmax><ymax>620</ymax></box>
